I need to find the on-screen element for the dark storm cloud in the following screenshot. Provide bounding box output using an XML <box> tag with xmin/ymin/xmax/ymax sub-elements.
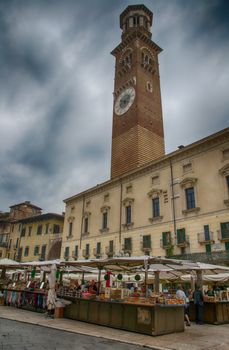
<box><xmin>0</xmin><ymin>0</ymin><xmax>228</xmax><ymax>213</ymax></box>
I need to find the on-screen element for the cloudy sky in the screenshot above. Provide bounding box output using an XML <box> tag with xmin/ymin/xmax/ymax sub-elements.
<box><xmin>0</xmin><ymin>0</ymin><xmax>228</xmax><ymax>214</ymax></box>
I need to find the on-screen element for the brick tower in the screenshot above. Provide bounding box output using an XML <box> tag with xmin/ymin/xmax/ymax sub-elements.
<box><xmin>110</xmin><ymin>5</ymin><xmax>165</xmax><ymax>178</ymax></box>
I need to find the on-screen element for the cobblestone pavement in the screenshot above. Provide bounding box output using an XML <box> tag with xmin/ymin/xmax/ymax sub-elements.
<box><xmin>0</xmin><ymin>306</ymin><xmax>229</xmax><ymax>350</ymax></box>
<box><xmin>0</xmin><ymin>318</ymin><xmax>146</xmax><ymax>350</ymax></box>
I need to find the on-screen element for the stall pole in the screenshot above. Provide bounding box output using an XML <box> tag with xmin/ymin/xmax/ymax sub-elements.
<box><xmin>154</xmin><ymin>271</ymin><xmax>160</xmax><ymax>293</ymax></box>
<box><xmin>196</xmin><ymin>270</ymin><xmax>203</xmax><ymax>288</ymax></box>
<box><xmin>190</xmin><ymin>272</ymin><xmax>195</xmax><ymax>291</ymax></box>
<box><xmin>144</xmin><ymin>259</ymin><xmax>149</xmax><ymax>297</ymax></box>
<box><xmin>97</xmin><ymin>268</ymin><xmax>102</xmax><ymax>295</ymax></box>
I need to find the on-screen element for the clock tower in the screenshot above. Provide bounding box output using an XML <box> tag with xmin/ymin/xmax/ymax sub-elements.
<box><xmin>111</xmin><ymin>5</ymin><xmax>165</xmax><ymax>178</ymax></box>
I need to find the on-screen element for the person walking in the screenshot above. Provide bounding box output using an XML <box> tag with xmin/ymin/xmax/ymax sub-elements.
<box><xmin>176</xmin><ymin>284</ymin><xmax>191</xmax><ymax>326</ymax></box>
<box><xmin>193</xmin><ymin>285</ymin><xmax>204</xmax><ymax>324</ymax></box>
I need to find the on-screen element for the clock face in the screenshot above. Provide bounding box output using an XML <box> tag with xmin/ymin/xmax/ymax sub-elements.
<box><xmin>114</xmin><ymin>87</ymin><xmax>135</xmax><ymax>116</ymax></box>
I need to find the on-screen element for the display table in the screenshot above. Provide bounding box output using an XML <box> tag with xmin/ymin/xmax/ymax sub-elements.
<box><xmin>64</xmin><ymin>298</ymin><xmax>184</xmax><ymax>336</ymax></box>
<box><xmin>189</xmin><ymin>301</ymin><xmax>229</xmax><ymax>325</ymax></box>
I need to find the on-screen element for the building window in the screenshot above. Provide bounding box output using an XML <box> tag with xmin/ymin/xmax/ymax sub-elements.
<box><xmin>64</xmin><ymin>246</ymin><xmax>69</xmax><ymax>260</ymax></box>
<box><xmin>53</xmin><ymin>224</ymin><xmax>60</xmax><ymax>234</ymax></box>
<box><xmin>146</xmin><ymin>81</ymin><xmax>153</xmax><ymax>92</ymax></box>
<box><xmin>37</xmin><ymin>225</ymin><xmax>42</xmax><ymax>235</ymax></box>
<box><xmin>220</xmin><ymin>222</ymin><xmax>229</xmax><ymax>239</ymax></box>
<box><xmin>45</xmin><ymin>224</ymin><xmax>49</xmax><ymax>234</ymax></box>
<box><xmin>126</xmin><ymin>205</ymin><xmax>132</xmax><ymax>224</ymax></box>
<box><xmin>204</xmin><ymin>225</ymin><xmax>210</xmax><ymax>241</ymax></box>
<box><xmin>124</xmin><ymin>237</ymin><xmax>132</xmax><ymax>252</ymax></box>
<box><xmin>225</xmin><ymin>242</ymin><xmax>229</xmax><ymax>251</ymax></box>
<box><xmin>16</xmin><ymin>238</ymin><xmax>19</xmax><ymax>249</ymax></box>
<box><xmin>162</xmin><ymin>231</ymin><xmax>171</xmax><ymax>247</ymax></box>
<box><xmin>185</xmin><ymin>187</ymin><xmax>196</xmax><ymax>209</ymax></box>
<box><xmin>205</xmin><ymin>244</ymin><xmax>211</xmax><ymax>253</ymax></box>
<box><xmin>96</xmin><ymin>242</ymin><xmax>101</xmax><ymax>255</ymax></box>
<box><xmin>152</xmin><ymin>197</ymin><xmax>160</xmax><ymax>217</ymax></box>
<box><xmin>24</xmin><ymin>246</ymin><xmax>29</xmax><ymax>257</ymax></box>
<box><xmin>177</xmin><ymin>228</ymin><xmax>186</xmax><ymax>244</ymax></box>
<box><xmin>17</xmin><ymin>247</ymin><xmax>23</xmax><ymax>261</ymax></box>
<box><xmin>102</xmin><ymin>212</ymin><xmax>108</xmax><ymax>230</ymax></box>
<box><xmin>74</xmin><ymin>245</ymin><xmax>78</xmax><ymax>259</ymax></box>
<box><xmin>28</xmin><ymin>226</ymin><xmax>32</xmax><ymax>236</ymax></box>
<box><xmin>84</xmin><ymin>217</ymin><xmax>88</xmax><ymax>233</ymax></box>
<box><xmin>34</xmin><ymin>246</ymin><xmax>40</xmax><ymax>256</ymax></box>
<box><xmin>143</xmin><ymin>235</ymin><xmax>151</xmax><ymax>249</ymax></box>
<box><xmin>109</xmin><ymin>240</ymin><xmax>114</xmax><ymax>253</ymax></box>
<box><xmin>40</xmin><ymin>245</ymin><xmax>46</xmax><ymax>260</ymax></box>
<box><xmin>21</xmin><ymin>227</ymin><xmax>26</xmax><ymax>237</ymax></box>
<box><xmin>85</xmin><ymin>243</ymin><xmax>90</xmax><ymax>259</ymax></box>
<box><xmin>68</xmin><ymin>222</ymin><xmax>73</xmax><ymax>237</ymax></box>
<box><xmin>226</xmin><ymin>175</ymin><xmax>229</xmax><ymax>193</ymax></box>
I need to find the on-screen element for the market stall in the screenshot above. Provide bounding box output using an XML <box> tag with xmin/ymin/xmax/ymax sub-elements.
<box><xmin>145</xmin><ymin>264</ymin><xmax>229</xmax><ymax>325</ymax></box>
<box><xmin>63</xmin><ymin>256</ymin><xmax>186</xmax><ymax>335</ymax></box>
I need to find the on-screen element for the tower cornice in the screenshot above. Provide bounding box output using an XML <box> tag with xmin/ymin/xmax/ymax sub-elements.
<box><xmin>120</xmin><ymin>4</ymin><xmax>153</xmax><ymax>28</ymax></box>
<box><xmin>111</xmin><ymin>31</ymin><xmax>162</xmax><ymax>57</ymax></box>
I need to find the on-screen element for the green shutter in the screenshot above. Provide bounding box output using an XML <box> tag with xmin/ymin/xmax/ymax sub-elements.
<box><xmin>205</xmin><ymin>244</ymin><xmax>211</xmax><ymax>253</ymax></box>
<box><xmin>162</xmin><ymin>232</ymin><xmax>168</xmax><ymax>246</ymax></box>
<box><xmin>221</xmin><ymin>222</ymin><xmax>229</xmax><ymax>239</ymax></box>
<box><xmin>177</xmin><ymin>228</ymin><xmax>185</xmax><ymax>244</ymax></box>
<box><xmin>225</xmin><ymin>242</ymin><xmax>229</xmax><ymax>251</ymax></box>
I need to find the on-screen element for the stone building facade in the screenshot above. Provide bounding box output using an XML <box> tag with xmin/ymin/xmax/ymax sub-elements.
<box><xmin>61</xmin><ymin>5</ymin><xmax>229</xmax><ymax>265</ymax></box>
<box><xmin>61</xmin><ymin>128</ymin><xmax>229</xmax><ymax>263</ymax></box>
<box><xmin>0</xmin><ymin>201</ymin><xmax>64</xmax><ymax>262</ymax></box>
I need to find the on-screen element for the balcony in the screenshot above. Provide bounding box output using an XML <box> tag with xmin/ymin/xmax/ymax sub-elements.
<box><xmin>71</xmin><ymin>250</ymin><xmax>78</xmax><ymax>260</ymax></box>
<box><xmin>140</xmin><ymin>241</ymin><xmax>152</xmax><ymax>254</ymax></box>
<box><xmin>122</xmin><ymin>244</ymin><xmax>132</xmax><ymax>255</ymax></box>
<box><xmin>93</xmin><ymin>248</ymin><xmax>102</xmax><ymax>258</ymax></box>
<box><xmin>82</xmin><ymin>249</ymin><xmax>90</xmax><ymax>259</ymax></box>
<box><xmin>160</xmin><ymin>237</ymin><xmax>174</xmax><ymax>249</ymax></box>
<box><xmin>218</xmin><ymin>229</ymin><xmax>229</xmax><ymax>242</ymax></box>
<box><xmin>198</xmin><ymin>231</ymin><xmax>214</xmax><ymax>244</ymax></box>
<box><xmin>105</xmin><ymin>246</ymin><xmax>115</xmax><ymax>257</ymax></box>
<box><xmin>175</xmin><ymin>235</ymin><xmax>190</xmax><ymax>248</ymax></box>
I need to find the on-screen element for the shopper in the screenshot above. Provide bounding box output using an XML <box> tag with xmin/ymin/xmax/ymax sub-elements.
<box><xmin>176</xmin><ymin>285</ymin><xmax>191</xmax><ymax>326</ymax></box>
<box><xmin>193</xmin><ymin>285</ymin><xmax>204</xmax><ymax>324</ymax></box>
